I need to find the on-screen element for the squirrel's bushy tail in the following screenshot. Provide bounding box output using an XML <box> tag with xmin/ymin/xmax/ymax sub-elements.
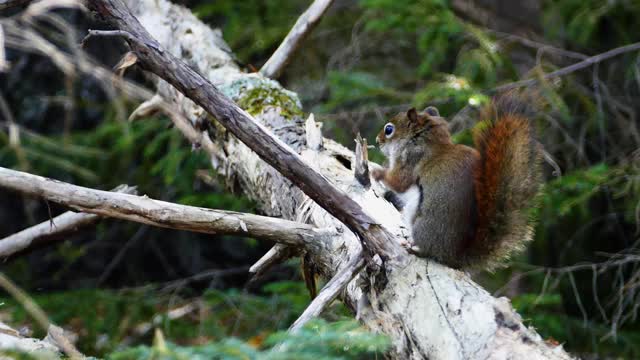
<box><xmin>470</xmin><ymin>95</ymin><xmax>543</xmax><ymax>270</ymax></box>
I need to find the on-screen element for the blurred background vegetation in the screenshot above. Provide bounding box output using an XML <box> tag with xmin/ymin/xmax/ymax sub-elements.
<box><xmin>1</xmin><ymin>0</ymin><xmax>640</xmax><ymax>358</ymax></box>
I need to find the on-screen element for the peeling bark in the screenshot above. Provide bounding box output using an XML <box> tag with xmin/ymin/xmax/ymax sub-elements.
<box><xmin>86</xmin><ymin>1</ymin><xmax>573</xmax><ymax>358</ymax></box>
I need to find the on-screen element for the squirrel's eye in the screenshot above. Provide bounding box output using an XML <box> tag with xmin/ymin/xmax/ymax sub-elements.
<box><xmin>384</xmin><ymin>123</ymin><xmax>395</xmax><ymax>137</ymax></box>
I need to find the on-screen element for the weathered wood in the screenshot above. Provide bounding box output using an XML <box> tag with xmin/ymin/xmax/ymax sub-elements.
<box><xmin>0</xmin><ymin>167</ymin><xmax>332</xmax><ymax>250</ymax></box>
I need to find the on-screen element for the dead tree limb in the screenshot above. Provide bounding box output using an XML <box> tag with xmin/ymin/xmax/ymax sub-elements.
<box><xmin>0</xmin><ymin>184</ymin><xmax>137</xmax><ymax>258</ymax></box>
<box><xmin>259</xmin><ymin>0</ymin><xmax>335</xmax><ymax>79</ymax></box>
<box><xmin>0</xmin><ymin>166</ymin><xmax>333</xmax><ymax>250</ymax></box>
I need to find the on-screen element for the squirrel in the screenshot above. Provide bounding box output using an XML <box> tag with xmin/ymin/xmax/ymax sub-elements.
<box><xmin>371</xmin><ymin>96</ymin><xmax>543</xmax><ymax>270</ymax></box>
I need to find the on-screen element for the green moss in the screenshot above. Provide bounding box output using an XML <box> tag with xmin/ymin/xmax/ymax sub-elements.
<box><xmin>221</xmin><ymin>75</ymin><xmax>303</xmax><ymax>119</ymax></box>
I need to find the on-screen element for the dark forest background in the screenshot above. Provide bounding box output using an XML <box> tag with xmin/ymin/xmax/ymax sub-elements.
<box><xmin>1</xmin><ymin>0</ymin><xmax>640</xmax><ymax>358</ymax></box>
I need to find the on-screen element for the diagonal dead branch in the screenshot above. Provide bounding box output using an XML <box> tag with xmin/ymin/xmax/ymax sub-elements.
<box><xmin>0</xmin><ymin>166</ymin><xmax>334</xmax><ymax>250</ymax></box>
<box><xmin>85</xmin><ymin>0</ymin><xmax>404</xmax><ymax>263</ymax></box>
<box><xmin>289</xmin><ymin>251</ymin><xmax>365</xmax><ymax>332</ymax></box>
<box><xmin>260</xmin><ymin>0</ymin><xmax>335</xmax><ymax>79</ymax></box>
<box><xmin>0</xmin><ymin>184</ymin><xmax>137</xmax><ymax>258</ymax></box>
<box><xmin>46</xmin><ymin>324</ymin><xmax>84</xmax><ymax>360</ymax></box>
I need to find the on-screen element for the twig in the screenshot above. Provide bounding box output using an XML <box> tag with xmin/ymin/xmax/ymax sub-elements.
<box><xmin>0</xmin><ymin>273</ymin><xmax>49</xmax><ymax>331</ymax></box>
<box><xmin>0</xmin><ymin>273</ymin><xmax>78</xmax><ymax>357</ymax></box>
<box><xmin>80</xmin><ymin>29</ymin><xmax>135</xmax><ymax>48</ymax></box>
<box><xmin>260</xmin><ymin>0</ymin><xmax>335</xmax><ymax>78</ymax></box>
<box><xmin>0</xmin><ymin>275</ymin><xmax>84</xmax><ymax>357</ymax></box>
<box><xmin>46</xmin><ymin>324</ymin><xmax>84</xmax><ymax>359</ymax></box>
<box><xmin>160</xmin><ymin>267</ymin><xmax>249</xmax><ymax>292</ymax></box>
<box><xmin>0</xmin><ymin>166</ymin><xmax>333</xmax><ymax>249</ymax></box>
<box><xmin>0</xmin><ymin>184</ymin><xmax>137</xmax><ymax>258</ymax></box>
<box><xmin>249</xmin><ymin>244</ymin><xmax>296</xmax><ymax>281</ymax></box>
<box><xmin>289</xmin><ymin>251</ymin><xmax>365</xmax><ymax>332</ymax></box>
<box><xmin>490</xmin><ymin>29</ymin><xmax>588</xmax><ymax>61</ymax></box>
<box><xmin>495</xmin><ymin>42</ymin><xmax>640</xmax><ymax>92</ymax></box>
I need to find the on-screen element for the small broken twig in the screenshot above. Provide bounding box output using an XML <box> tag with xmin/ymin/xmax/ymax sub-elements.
<box><xmin>495</xmin><ymin>41</ymin><xmax>640</xmax><ymax>92</ymax></box>
<box><xmin>260</xmin><ymin>0</ymin><xmax>335</xmax><ymax>78</ymax></box>
<box><xmin>289</xmin><ymin>251</ymin><xmax>365</xmax><ymax>332</ymax></box>
<box><xmin>249</xmin><ymin>244</ymin><xmax>297</xmax><ymax>281</ymax></box>
<box><xmin>354</xmin><ymin>133</ymin><xmax>370</xmax><ymax>188</ymax></box>
<box><xmin>46</xmin><ymin>324</ymin><xmax>84</xmax><ymax>359</ymax></box>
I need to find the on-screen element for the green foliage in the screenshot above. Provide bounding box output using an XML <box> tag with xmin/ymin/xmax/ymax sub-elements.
<box><xmin>194</xmin><ymin>1</ymin><xmax>307</xmax><ymax>63</ymax></box>
<box><xmin>543</xmin><ymin>0</ymin><xmax>640</xmax><ymax>47</ymax></box>
<box><xmin>0</xmin><ymin>282</ymin><xmax>375</xmax><ymax>358</ymax></box>
<box><xmin>323</xmin><ymin>71</ymin><xmax>410</xmax><ymax>111</ymax></box>
<box><xmin>362</xmin><ymin>0</ymin><xmax>464</xmax><ymax>77</ymax></box>
<box><xmin>513</xmin><ymin>293</ymin><xmax>640</xmax><ymax>358</ymax></box>
<box><xmin>539</xmin><ymin>164</ymin><xmax>613</xmax><ymax>220</ymax></box>
<box><xmin>0</xmin><ymin>113</ymin><xmax>253</xmax><ymax>211</ymax></box>
<box><xmin>108</xmin><ymin>319</ymin><xmax>389</xmax><ymax>360</ymax></box>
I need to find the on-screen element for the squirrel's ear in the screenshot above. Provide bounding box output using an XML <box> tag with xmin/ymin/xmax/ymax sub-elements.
<box><xmin>424</xmin><ymin>106</ymin><xmax>439</xmax><ymax>117</ymax></box>
<box><xmin>407</xmin><ymin>108</ymin><xmax>418</xmax><ymax>122</ymax></box>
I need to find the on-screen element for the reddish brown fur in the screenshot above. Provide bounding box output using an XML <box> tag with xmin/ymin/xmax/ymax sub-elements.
<box><xmin>474</xmin><ymin>116</ymin><xmax>521</xmax><ymax>253</ymax></box>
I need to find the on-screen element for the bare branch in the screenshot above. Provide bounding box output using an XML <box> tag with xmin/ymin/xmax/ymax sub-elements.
<box><xmin>260</xmin><ymin>0</ymin><xmax>335</xmax><ymax>79</ymax></box>
<box><xmin>85</xmin><ymin>0</ymin><xmax>405</xmax><ymax>262</ymax></box>
<box><xmin>495</xmin><ymin>41</ymin><xmax>640</xmax><ymax>92</ymax></box>
<box><xmin>0</xmin><ymin>184</ymin><xmax>137</xmax><ymax>258</ymax></box>
<box><xmin>0</xmin><ymin>272</ymin><xmax>50</xmax><ymax>331</ymax></box>
<box><xmin>46</xmin><ymin>324</ymin><xmax>84</xmax><ymax>360</ymax></box>
<box><xmin>289</xmin><ymin>251</ymin><xmax>365</xmax><ymax>332</ymax></box>
<box><xmin>0</xmin><ymin>166</ymin><xmax>333</xmax><ymax>249</ymax></box>
<box><xmin>249</xmin><ymin>244</ymin><xmax>297</xmax><ymax>280</ymax></box>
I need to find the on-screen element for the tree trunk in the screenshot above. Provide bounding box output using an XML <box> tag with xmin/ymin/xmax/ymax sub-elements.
<box><xmin>92</xmin><ymin>1</ymin><xmax>573</xmax><ymax>358</ymax></box>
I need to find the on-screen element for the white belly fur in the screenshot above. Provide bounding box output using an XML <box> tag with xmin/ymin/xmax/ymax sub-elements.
<box><xmin>397</xmin><ymin>185</ymin><xmax>421</xmax><ymax>232</ymax></box>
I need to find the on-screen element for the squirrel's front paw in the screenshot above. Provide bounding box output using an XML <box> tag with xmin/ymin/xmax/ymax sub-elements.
<box><xmin>370</xmin><ymin>167</ymin><xmax>385</xmax><ymax>181</ymax></box>
<box><xmin>400</xmin><ymin>239</ymin><xmax>421</xmax><ymax>255</ymax></box>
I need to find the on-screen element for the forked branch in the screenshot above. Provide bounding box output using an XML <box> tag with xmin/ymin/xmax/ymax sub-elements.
<box><xmin>0</xmin><ymin>166</ymin><xmax>332</xmax><ymax>250</ymax></box>
<box><xmin>0</xmin><ymin>184</ymin><xmax>137</xmax><ymax>258</ymax></box>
